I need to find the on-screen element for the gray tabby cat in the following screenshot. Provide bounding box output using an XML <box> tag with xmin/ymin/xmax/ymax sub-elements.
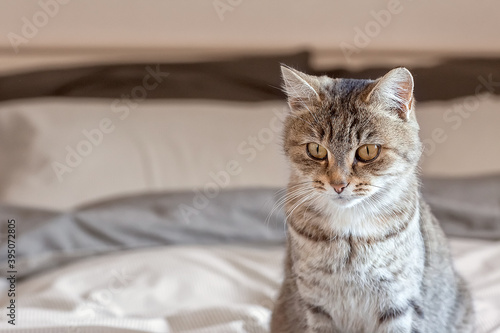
<box><xmin>271</xmin><ymin>66</ymin><xmax>474</xmax><ymax>333</ymax></box>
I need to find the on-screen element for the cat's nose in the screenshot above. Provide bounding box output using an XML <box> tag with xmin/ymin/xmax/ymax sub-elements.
<box><xmin>331</xmin><ymin>182</ymin><xmax>349</xmax><ymax>194</ymax></box>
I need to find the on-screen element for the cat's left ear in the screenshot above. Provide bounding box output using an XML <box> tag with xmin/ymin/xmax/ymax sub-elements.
<box><xmin>366</xmin><ymin>67</ymin><xmax>414</xmax><ymax>120</ymax></box>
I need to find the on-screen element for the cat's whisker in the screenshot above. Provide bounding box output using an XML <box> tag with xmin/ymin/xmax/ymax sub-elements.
<box><xmin>275</xmin><ymin>186</ymin><xmax>313</xmax><ymax>207</ymax></box>
<box><xmin>363</xmin><ymin>184</ymin><xmax>386</xmax><ymax>190</ymax></box>
<box><xmin>281</xmin><ymin>189</ymin><xmax>314</xmax><ymax>214</ymax></box>
<box><xmin>302</xmin><ymin>191</ymin><xmax>323</xmax><ymax>220</ymax></box>
<box><xmin>284</xmin><ymin>195</ymin><xmax>312</xmax><ymax>223</ymax></box>
<box><xmin>278</xmin><ymin>190</ymin><xmax>314</xmax><ymax>215</ymax></box>
<box><xmin>286</xmin><ymin>181</ymin><xmax>316</xmax><ymax>189</ymax></box>
<box><xmin>265</xmin><ymin>186</ymin><xmax>315</xmax><ymax>227</ymax></box>
<box><xmin>268</xmin><ymin>182</ymin><xmax>314</xmax><ymax>207</ymax></box>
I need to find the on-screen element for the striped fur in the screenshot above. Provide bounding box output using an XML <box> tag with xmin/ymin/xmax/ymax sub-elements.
<box><xmin>271</xmin><ymin>67</ymin><xmax>474</xmax><ymax>332</ymax></box>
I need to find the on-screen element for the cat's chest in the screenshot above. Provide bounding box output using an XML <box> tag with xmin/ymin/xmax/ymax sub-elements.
<box><xmin>290</xmin><ymin>240</ymin><xmax>387</xmax><ymax>330</ymax></box>
<box><xmin>290</xmin><ymin>228</ymin><xmax>410</xmax><ymax>281</ymax></box>
<box><xmin>289</xmin><ymin>230</ymin><xmax>424</xmax><ymax>330</ymax></box>
<box><xmin>292</xmin><ymin>238</ymin><xmax>392</xmax><ymax>286</ymax></box>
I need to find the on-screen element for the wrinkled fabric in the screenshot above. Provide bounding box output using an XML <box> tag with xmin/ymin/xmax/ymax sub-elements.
<box><xmin>0</xmin><ymin>241</ymin><xmax>499</xmax><ymax>333</ymax></box>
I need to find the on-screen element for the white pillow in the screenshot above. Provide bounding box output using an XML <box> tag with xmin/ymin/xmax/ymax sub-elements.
<box><xmin>0</xmin><ymin>99</ymin><xmax>290</xmax><ymax>210</ymax></box>
<box><xmin>1</xmin><ymin>95</ymin><xmax>499</xmax><ymax>210</ymax></box>
<box><xmin>418</xmin><ymin>94</ymin><xmax>500</xmax><ymax>176</ymax></box>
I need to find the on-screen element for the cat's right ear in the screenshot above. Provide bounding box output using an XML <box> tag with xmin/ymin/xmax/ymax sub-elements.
<box><xmin>280</xmin><ymin>65</ymin><xmax>322</xmax><ymax>111</ymax></box>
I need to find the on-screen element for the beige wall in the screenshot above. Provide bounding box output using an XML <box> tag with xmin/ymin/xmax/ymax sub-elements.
<box><xmin>1</xmin><ymin>0</ymin><xmax>499</xmax><ymax>53</ymax></box>
<box><xmin>1</xmin><ymin>1</ymin><xmax>500</xmax><ymax>73</ymax></box>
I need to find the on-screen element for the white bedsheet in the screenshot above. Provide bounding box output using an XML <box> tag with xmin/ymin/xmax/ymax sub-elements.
<box><xmin>0</xmin><ymin>239</ymin><xmax>499</xmax><ymax>332</ymax></box>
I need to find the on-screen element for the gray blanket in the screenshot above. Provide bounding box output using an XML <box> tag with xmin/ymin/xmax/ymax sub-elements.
<box><xmin>1</xmin><ymin>175</ymin><xmax>499</xmax><ymax>279</ymax></box>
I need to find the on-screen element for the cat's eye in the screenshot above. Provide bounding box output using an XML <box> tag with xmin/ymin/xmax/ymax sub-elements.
<box><xmin>356</xmin><ymin>144</ymin><xmax>381</xmax><ymax>163</ymax></box>
<box><xmin>306</xmin><ymin>143</ymin><xmax>328</xmax><ymax>160</ymax></box>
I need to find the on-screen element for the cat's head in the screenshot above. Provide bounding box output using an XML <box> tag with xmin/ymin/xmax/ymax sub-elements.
<box><xmin>281</xmin><ymin>66</ymin><xmax>422</xmax><ymax>210</ymax></box>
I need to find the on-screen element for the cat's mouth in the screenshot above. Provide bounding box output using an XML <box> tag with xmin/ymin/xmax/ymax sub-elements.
<box><xmin>312</xmin><ymin>180</ymin><xmax>377</xmax><ymax>208</ymax></box>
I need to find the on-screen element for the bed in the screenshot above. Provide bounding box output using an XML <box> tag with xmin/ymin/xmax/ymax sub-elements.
<box><xmin>0</xmin><ymin>182</ymin><xmax>500</xmax><ymax>332</ymax></box>
<box><xmin>1</xmin><ymin>3</ymin><xmax>500</xmax><ymax>329</ymax></box>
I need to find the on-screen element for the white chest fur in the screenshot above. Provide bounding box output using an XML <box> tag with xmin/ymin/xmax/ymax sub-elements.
<box><xmin>288</xmin><ymin>215</ymin><xmax>424</xmax><ymax>332</ymax></box>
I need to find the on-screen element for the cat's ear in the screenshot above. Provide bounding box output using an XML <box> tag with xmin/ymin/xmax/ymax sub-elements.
<box><xmin>366</xmin><ymin>67</ymin><xmax>414</xmax><ymax>120</ymax></box>
<box><xmin>281</xmin><ymin>65</ymin><xmax>322</xmax><ymax>111</ymax></box>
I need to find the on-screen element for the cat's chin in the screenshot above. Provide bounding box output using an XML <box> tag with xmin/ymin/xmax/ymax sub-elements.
<box><xmin>329</xmin><ymin>195</ymin><xmax>363</xmax><ymax>209</ymax></box>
